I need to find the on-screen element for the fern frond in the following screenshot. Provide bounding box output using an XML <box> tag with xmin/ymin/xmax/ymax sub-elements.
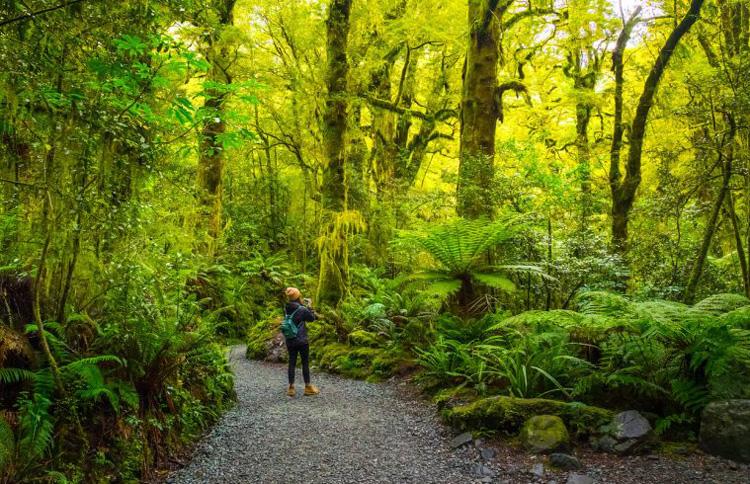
<box><xmin>693</xmin><ymin>293</ymin><xmax>750</xmax><ymax>315</ymax></box>
<box><xmin>0</xmin><ymin>367</ymin><xmax>36</xmax><ymax>384</ymax></box>
<box><xmin>473</xmin><ymin>272</ymin><xmax>515</xmax><ymax>292</ymax></box>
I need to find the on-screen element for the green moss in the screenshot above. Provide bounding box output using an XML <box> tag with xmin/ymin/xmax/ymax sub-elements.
<box><xmin>245</xmin><ymin>317</ymin><xmax>279</xmax><ymax>360</ymax></box>
<box><xmin>312</xmin><ymin>343</ymin><xmax>412</xmax><ymax>381</ymax></box>
<box><xmin>519</xmin><ymin>415</ymin><xmax>569</xmax><ymax>452</ymax></box>
<box><xmin>432</xmin><ymin>386</ymin><xmax>479</xmax><ymax>411</ymax></box>
<box><xmin>348</xmin><ymin>329</ymin><xmax>380</xmax><ymax>347</ymax></box>
<box><xmin>443</xmin><ymin>395</ymin><xmax>612</xmax><ymax>438</ymax></box>
<box><xmin>0</xmin><ymin>417</ymin><xmax>13</xmax><ymax>475</ymax></box>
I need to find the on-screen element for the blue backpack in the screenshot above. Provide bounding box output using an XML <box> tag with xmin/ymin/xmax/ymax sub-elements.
<box><xmin>281</xmin><ymin>306</ymin><xmax>302</xmax><ymax>339</ymax></box>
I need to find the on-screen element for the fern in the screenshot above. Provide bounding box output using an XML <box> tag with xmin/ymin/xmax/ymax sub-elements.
<box><xmin>692</xmin><ymin>293</ymin><xmax>750</xmax><ymax>315</ymax></box>
<box><xmin>397</xmin><ymin>217</ymin><xmax>542</xmax><ymax>310</ymax></box>
<box><xmin>0</xmin><ymin>367</ymin><xmax>36</xmax><ymax>384</ymax></box>
<box><xmin>720</xmin><ymin>305</ymin><xmax>750</xmax><ymax>329</ymax></box>
<box><xmin>17</xmin><ymin>392</ymin><xmax>54</xmax><ymax>462</ymax></box>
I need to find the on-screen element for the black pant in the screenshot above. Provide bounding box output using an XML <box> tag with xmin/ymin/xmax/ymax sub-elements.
<box><xmin>288</xmin><ymin>344</ymin><xmax>310</xmax><ymax>385</ymax></box>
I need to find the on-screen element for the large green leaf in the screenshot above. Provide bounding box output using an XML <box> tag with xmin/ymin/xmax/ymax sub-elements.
<box><xmin>423</xmin><ymin>278</ymin><xmax>462</xmax><ymax>298</ymax></box>
<box><xmin>473</xmin><ymin>272</ymin><xmax>516</xmax><ymax>292</ymax></box>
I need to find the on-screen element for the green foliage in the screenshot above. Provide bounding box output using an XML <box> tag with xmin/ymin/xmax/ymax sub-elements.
<box><xmin>692</xmin><ymin>293</ymin><xmax>750</xmax><ymax>315</ymax></box>
<box><xmin>397</xmin><ymin>217</ymin><xmax>546</xmax><ymax>311</ymax></box>
<box><xmin>0</xmin><ymin>417</ymin><xmax>13</xmax><ymax>476</ymax></box>
<box><xmin>414</xmin><ymin>291</ymin><xmax>750</xmax><ymax>436</ymax></box>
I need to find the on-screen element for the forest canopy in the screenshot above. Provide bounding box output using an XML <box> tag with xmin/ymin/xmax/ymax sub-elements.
<box><xmin>2</xmin><ymin>0</ymin><xmax>750</xmax><ymax>481</ymax></box>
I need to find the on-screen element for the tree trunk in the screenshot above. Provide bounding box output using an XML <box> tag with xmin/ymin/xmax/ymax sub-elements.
<box><xmin>684</xmin><ymin>151</ymin><xmax>732</xmax><ymax>304</ymax></box>
<box><xmin>317</xmin><ymin>0</ymin><xmax>353</xmax><ymax>306</ymax></box>
<box><xmin>726</xmin><ymin>189</ymin><xmax>750</xmax><ymax>296</ymax></box>
<box><xmin>573</xmin><ymin>54</ymin><xmax>595</xmax><ymax>232</ymax></box>
<box><xmin>610</xmin><ymin>0</ymin><xmax>705</xmax><ymax>254</ymax></box>
<box><xmin>196</xmin><ymin>0</ymin><xmax>236</xmax><ymax>257</ymax></box>
<box><xmin>457</xmin><ymin>0</ymin><xmax>503</xmax><ymax>219</ymax></box>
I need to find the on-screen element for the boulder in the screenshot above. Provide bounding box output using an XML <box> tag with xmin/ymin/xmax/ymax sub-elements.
<box><xmin>264</xmin><ymin>332</ymin><xmax>288</xmax><ymax>362</ymax></box>
<box><xmin>480</xmin><ymin>447</ymin><xmax>496</xmax><ymax>461</ymax></box>
<box><xmin>549</xmin><ymin>453</ymin><xmax>582</xmax><ymax>470</ymax></box>
<box><xmin>591</xmin><ymin>410</ymin><xmax>653</xmax><ymax>455</ymax></box>
<box><xmin>699</xmin><ymin>399</ymin><xmax>750</xmax><ymax>463</ymax></box>
<box><xmin>589</xmin><ymin>435</ymin><xmax>616</xmax><ymax>453</ymax></box>
<box><xmin>520</xmin><ymin>415</ymin><xmax>569</xmax><ymax>453</ymax></box>
<box><xmin>612</xmin><ymin>410</ymin><xmax>651</xmax><ymax>440</ymax></box>
<box><xmin>450</xmin><ymin>431</ymin><xmax>473</xmax><ymax>448</ymax></box>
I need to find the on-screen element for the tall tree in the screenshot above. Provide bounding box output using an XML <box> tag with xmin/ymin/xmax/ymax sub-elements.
<box><xmin>457</xmin><ymin>0</ymin><xmax>505</xmax><ymax>219</ymax></box>
<box><xmin>196</xmin><ymin>0</ymin><xmax>237</xmax><ymax>257</ymax></box>
<box><xmin>457</xmin><ymin>1</ymin><xmax>555</xmax><ymax>219</ymax></box>
<box><xmin>609</xmin><ymin>0</ymin><xmax>705</xmax><ymax>254</ymax></box>
<box><xmin>317</xmin><ymin>0</ymin><xmax>354</xmax><ymax>305</ymax></box>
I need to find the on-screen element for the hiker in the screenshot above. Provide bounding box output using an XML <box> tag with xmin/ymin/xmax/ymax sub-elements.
<box><xmin>283</xmin><ymin>287</ymin><xmax>320</xmax><ymax>397</ymax></box>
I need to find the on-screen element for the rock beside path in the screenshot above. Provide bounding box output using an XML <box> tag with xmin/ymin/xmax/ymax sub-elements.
<box><xmin>700</xmin><ymin>399</ymin><xmax>750</xmax><ymax>463</ymax></box>
<box><xmin>520</xmin><ymin>415</ymin><xmax>569</xmax><ymax>453</ymax></box>
<box><xmin>591</xmin><ymin>410</ymin><xmax>653</xmax><ymax>455</ymax></box>
<box><xmin>550</xmin><ymin>453</ymin><xmax>582</xmax><ymax>470</ymax></box>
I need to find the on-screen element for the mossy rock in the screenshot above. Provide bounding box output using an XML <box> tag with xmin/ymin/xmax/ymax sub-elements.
<box><xmin>315</xmin><ymin>343</ymin><xmax>382</xmax><ymax>380</ymax></box>
<box><xmin>520</xmin><ymin>415</ymin><xmax>569</xmax><ymax>453</ymax></box>
<box><xmin>313</xmin><ymin>343</ymin><xmax>411</xmax><ymax>381</ymax></box>
<box><xmin>308</xmin><ymin>321</ymin><xmax>339</xmax><ymax>345</ymax></box>
<box><xmin>246</xmin><ymin>322</ymin><xmax>278</xmax><ymax>360</ymax></box>
<box><xmin>443</xmin><ymin>395</ymin><xmax>612</xmax><ymax>438</ymax></box>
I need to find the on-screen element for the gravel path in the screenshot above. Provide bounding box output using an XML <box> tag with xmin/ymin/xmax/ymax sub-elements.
<box><xmin>167</xmin><ymin>345</ymin><xmax>477</xmax><ymax>484</ymax></box>
<box><xmin>168</xmin><ymin>346</ymin><xmax>750</xmax><ymax>484</ymax></box>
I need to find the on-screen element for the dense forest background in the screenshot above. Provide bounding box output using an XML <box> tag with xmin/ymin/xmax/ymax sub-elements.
<box><xmin>2</xmin><ymin>0</ymin><xmax>750</xmax><ymax>482</ymax></box>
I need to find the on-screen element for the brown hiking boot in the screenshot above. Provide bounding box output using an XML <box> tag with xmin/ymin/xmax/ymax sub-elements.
<box><xmin>304</xmin><ymin>384</ymin><xmax>320</xmax><ymax>396</ymax></box>
<box><xmin>287</xmin><ymin>384</ymin><xmax>296</xmax><ymax>397</ymax></box>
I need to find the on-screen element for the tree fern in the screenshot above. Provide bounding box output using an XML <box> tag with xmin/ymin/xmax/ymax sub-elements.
<box><xmin>397</xmin><ymin>217</ymin><xmax>541</xmax><ymax>311</ymax></box>
<box><xmin>692</xmin><ymin>293</ymin><xmax>750</xmax><ymax>315</ymax></box>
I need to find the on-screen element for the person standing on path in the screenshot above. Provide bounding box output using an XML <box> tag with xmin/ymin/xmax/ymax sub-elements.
<box><xmin>283</xmin><ymin>287</ymin><xmax>320</xmax><ymax>397</ymax></box>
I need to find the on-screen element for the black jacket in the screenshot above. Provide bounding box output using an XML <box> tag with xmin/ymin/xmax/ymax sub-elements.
<box><xmin>284</xmin><ymin>300</ymin><xmax>315</xmax><ymax>347</ymax></box>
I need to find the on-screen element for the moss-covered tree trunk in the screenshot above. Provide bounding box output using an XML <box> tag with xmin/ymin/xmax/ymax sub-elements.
<box><xmin>196</xmin><ymin>0</ymin><xmax>236</xmax><ymax>257</ymax></box>
<box><xmin>317</xmin><ymin>0</ymin><xmax>353</xmax><ymax>306</ymax></box>
<box><xmin>457</xmin><ymin>0</ymin><xmax>501</xmax><ymax>219</ymax></box>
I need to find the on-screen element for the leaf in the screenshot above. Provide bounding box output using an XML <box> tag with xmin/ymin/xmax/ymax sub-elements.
<box><xmin>0</xmin><ymin>367</ymin><xmax>36</xmax><ymax>384</ymax></box>
<box><xmin>473</xmin><ymin>272</ymin><xmax>516</xmax><ymax>292</ymax></box>
<box><xmin>423</xmin><ymin>278</ymin><xmax>462</xmax><ymax>297</ymax></box>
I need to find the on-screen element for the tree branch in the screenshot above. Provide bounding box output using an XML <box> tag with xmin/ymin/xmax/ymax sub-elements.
<box><xmin>0</xmin><ymin>0</ymin><xmax>87</xmax><ymax>28</ymax></box>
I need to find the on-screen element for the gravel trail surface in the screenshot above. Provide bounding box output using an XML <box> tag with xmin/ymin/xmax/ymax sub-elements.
<box><xmin>168</xmin><ymin>346</ymin><xmax>750</xmax><ymax>484</ymax></box>
<box><xmin>167</xmin><ymin>345</ymin><xmax>476</xmax><ymax>484</ymax></box>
